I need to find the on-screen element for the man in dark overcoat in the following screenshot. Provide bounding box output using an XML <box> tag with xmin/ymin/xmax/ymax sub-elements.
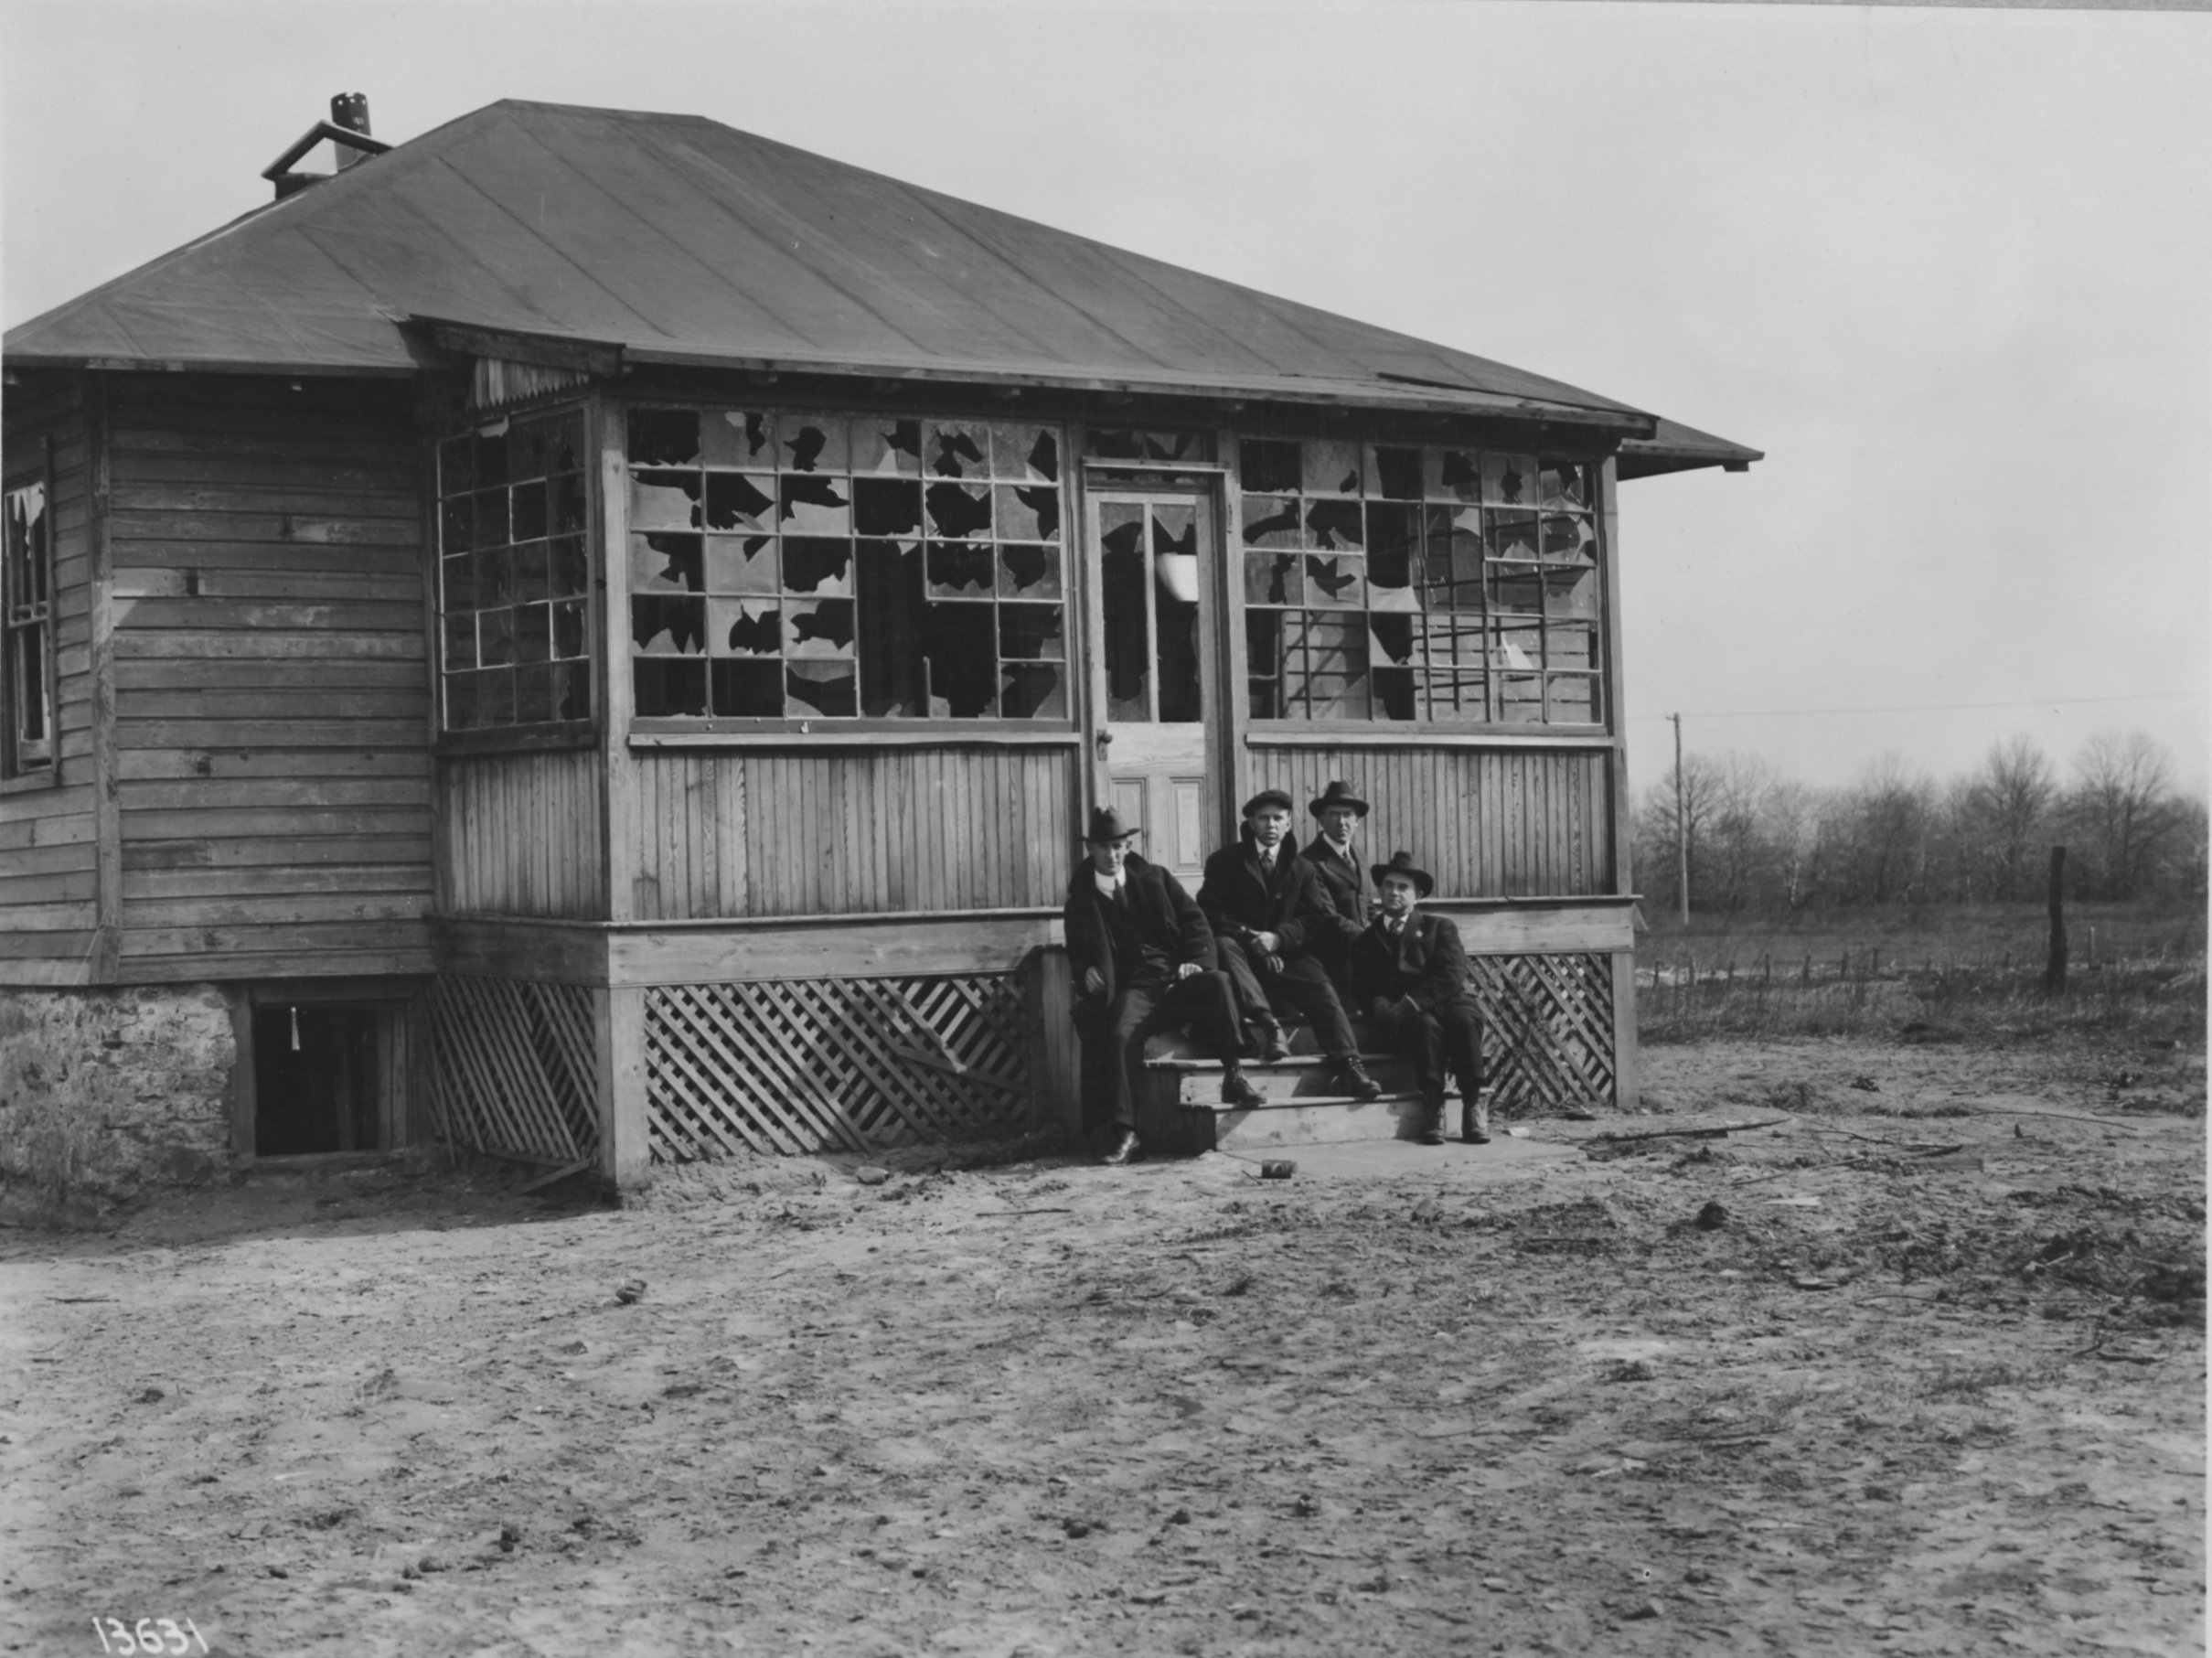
<box><xmin>1197</xmin><ymin>788</ymin><xmax>1382</xmax><ymax>1101</ymax></box>
<box><xmin>1350</xmin><ymin>850</ymin><xmax>1490</xmax><ymax>1146</ymax></box>
<box><xmin>1298</xmin><ymin>779</ymin><xmax>1373</xmax><ymax>1000</ymax></box>
<box><xmin>1064</xmin><ymin>806</ymin><xmax>1260</xmax><ymax>1165</ymax></box>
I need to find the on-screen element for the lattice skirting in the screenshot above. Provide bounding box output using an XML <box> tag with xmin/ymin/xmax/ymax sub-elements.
<box><xmin>425</xmin><ymin>976</ymin><xmax>600</xmax><ymax>1166</ymax></box>
<box><xmin>643</xmin><ymin>974</ymin><xmax>1031</xmax><ymax>1161</ymax></box>
<box><xmin>1465</xmin><ymin>953</ymin><xmax>1616</xmax><ymax>1115</ymax></box>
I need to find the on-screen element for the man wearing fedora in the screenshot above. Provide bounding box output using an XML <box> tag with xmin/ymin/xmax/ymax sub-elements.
<box><xmin>1197</xmin><ymin>788</ymin><xmax>1384</xmax><ymax>1102</ymax></box>
<box><xmin>1064</xmin><ymin>805</ymin><xmax>1262</xmax><ymax>1166</ymax></box>
<box><xmin>1299</xmin><ymin>780</ymin><xmax>1373</xmax><ymax>1000</ymax></box>
<box><xmin>1350</xmin><ymin>850</ymin><xmax>1490</xmax><ymax>1146</ymax></box>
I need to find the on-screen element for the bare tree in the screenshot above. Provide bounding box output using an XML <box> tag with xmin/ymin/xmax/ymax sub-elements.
<box><xmin>1969</xmin><ymin>734</ymin><xmax>2056</xmax><ymax>900</ymax></box>
<box><xmin>2068</xmin><ymin>731</ymin><xmax>2180</xmax><ymax>898</ymax></box>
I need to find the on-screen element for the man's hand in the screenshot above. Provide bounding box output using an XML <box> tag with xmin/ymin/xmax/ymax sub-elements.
<box><xmin>1083</xmin><ymin>967</ymin><xmax>1105</xmax><ymax>996</ymax></box>
<box><xmin>1252</xmin><ymin>931</ymin><xmax>1281</xmax><ymax>956</ymax></box>
<box><xmin>1395</xmin><ymin>994</ymin><xmax>1420</xmax><ymax>1019</ymax></box>
<box><xmin>1175</xmin><ymin>962</ymin><xmax>1202</xmax><ymax>981</ymax></box>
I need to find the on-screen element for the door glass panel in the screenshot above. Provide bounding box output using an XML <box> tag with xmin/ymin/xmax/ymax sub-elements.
<box><xmin>1099</xmin><ymin>503</ymin><xmax>1150</xmax><ymax>721</ymax></box>
<box><xmin>1151</xmin><ymin>505</ymin><xmax>1202</xmax><ymax>723</ymax></box>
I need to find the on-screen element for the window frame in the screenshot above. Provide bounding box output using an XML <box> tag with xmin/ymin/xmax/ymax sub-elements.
<box><xmin>1</xmin><ymin>438</ymin><xmax>59</xmax><ymax>790</ymax></box>
<box><xmin>621</xmin><ymin>403</ymin><xmax>1081</xmax><ymax>735</ymax></box>
<box><xmin>1234</xmin><ymin>438</ymin><xmax>1611</xmax><ymax>736</ymax></box>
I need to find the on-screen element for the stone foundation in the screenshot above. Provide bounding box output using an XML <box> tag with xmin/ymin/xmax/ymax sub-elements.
<box><xmin>0</xmin><ymin>984</ymin><xmax>237</xmax><ymax>1223</ymax></box>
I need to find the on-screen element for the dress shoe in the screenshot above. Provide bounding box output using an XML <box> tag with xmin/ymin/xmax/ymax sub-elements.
<box><xmin>1339</xmin><ymin>1062</ymin><xmax>1384</xmax><ymax>1103</ymax></box>
<box><xmin>1419</xmin><ymin>1095</ymin><xmax>1448</xmax><ymax>1146</ymax></box>
<box><xmin>1220</xmin><ymin>1069</ymin><xmax>1265</xmax><ymax>1107</ymax></box>
<box><xmin>1461</xmin><ymin>1091</ymin><xmax>1491</xmax><ymax>1145</ymax></box>
<box><xmin>1254</xmin><ymin>1022</ymin><xmax>1291</xmax><ymax>1063</ymax></box>
<box><xmin>1103</xmin><ymin>1130</ymin><xmax>1143</xmax><ymax>1166</ymax></box>
<box><xmin>1419</xmin><ymin>1126</ymin><xmax>1446</xmax><ymax>1147</ymax></box>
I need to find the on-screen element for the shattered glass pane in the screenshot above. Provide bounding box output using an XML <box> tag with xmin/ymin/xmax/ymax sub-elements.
<box><xmin>1540</xmin><ymin>458</ymin><xmax>1590</xmax><ymax>509</ymax></box>
<box><xmin>1245</xmin><ymin>611</ymin><xmax>1285</xmax><ymax>720</ymax></box>
<box><xmin>1497</xmin><ymin>674</ymin><xmax>1545</xmax><ymax>723</ymax></box>
<box><xmin>999</xmin><ymin>543</ymin><xmax>1061</xmax><ymax>599</ymax></box>
<box><xmin>553</xmin><ymin>660</ymin><xmax>592</xmax><ymax>722</ymax></box>
<box><xmin>856</xmin><ymin>539</ymin><xmax>926</xmax><ymax>718</ymax></box>
<box><xmin>551</xmin><ymin>599</ymin><xmax>587</xmax><ymax>659</ymax></box>
<box><xmin>852</xmin><ymin>478</ymin><xmax>923</xmax><ymax>539</ymax></box>
<box><xmin>1242</xmin><ymin>496</ymin><xmax>1302</xmax><ymax>550</ymax></box>
<box><xmin>702</xmin><ymin>410</ymin><xmax>776</xmax><ymax>469</ymax></box>
<box><xmin>999</xmin><ymin>603</ymin><xmax>1064</xmax><ymax>660</ymax></box>
<box><xmin>1541</xmin><ymin>513</ymin><xmax>1596</xmax><ymax>563</ymax></box>
<box><xmin>1490</xmin><ymin>615</ymin><xmax>1543</xmax><ymax>676</ymax></box>
<box><xmin>514</xmin><ymin>663</ymin><xmax>555</xmax><ymax>724</ymax></box>
<box><xmin>514</xmin><ymin>604</ymin><xmax>551</xmax><ymax>663</ymax></box>
<box><xmin>1145</xmin><ymin>430</ymin><xmax>1212</xmax><ymax>465</ymax></box>
<box><xmin>926</xmin><ymin>542</ymin><xmax>996</xmax><ymax>598</ymax></box>
<box><xmin>1373</xmin><ymin>667</ymin><xmax>1417</xmax><ymax>722</ymax></box>
<box><xmin>1365</xmin><ymin>504</ymin><xmax>1419</xmax><ymax>608</ymax></box>
<box><xmin>1303</xmin><ymin>440</ymin><xmax>1362</xmax><ymax>497</ymax></box>
<box><xmin>1421</xmin><ymin>617</ymin><xmax>1488</xmax><ymax>718</ymax></box>
<box><xmin>630</xmin><ymin>532</ymin><xmax>702</xmax><ymax>593</ymax></box>
<box><xmin>443</xmin><ymin>611</ymin><xmax>476</xmax><ymax>671</ymax></box>
<box><xmin>636</xmin><ymin>658</ymin><xmax>708</xmax><ymax>718</ymax></box>
<box><xmin>1287</xmin><ymin>612</ymin><xmax>1369</xmax><ymax>721</ymax></box>
<box><xmin>992</xmin><ymin>423</ymin><xmax>1060</xmax><ymax>482</ymax></box>
<box><xmin>1240</xmin><ymin>439</ymin><xmax>1300</xmax><ymax>494</ymax></box>
<box><xmin>1369</xmin><ymin>614</ymin><xmax>1418</xmax><ymax>668</ymax></box>
<box><xmin>551</xmin><ymin>473</ymin><xmax>587</xmax><ymax>535</ymax></box>
<box><xmin>1100</xmin><ymin>510</ymin><xmax>1149</xmax><ymax>720</ymax></box>
<box><xmin>1304</xmin><ymin>499</ymin><xmax>1363</xmax><ymax>551</ymax></box>
<box><xmin>1245</xmin><ymin>551</ymin><xmax>1301</xmax><ymax>607</ymax></box>
<box><xmin>705</xmin><ymin>535</ymin><xmax>778</xmax><ymax>594</ymax></box>
<box><xmin>704</xmin><ymin>472</ymin><xmax>776</xmax><ymax>532</ymax></box>
<box><xmin>1156</xmin><ymin>575</ymin><xmax>1202</xmax><ymax>724</ymax></box>
<box><xmin>1544</xmin><ymin>623</ymin><xmax>1598</xmax><ymax>675</ymax></box>
<box><xmin>1304</xmin><ymin>554</ymin><xmax>1366</xmax><ymax>610</ymax></box>
<box><xmin>630</xmin><ymin>470</ymin><xmax>701</xmax><ymax>531</ymax></box>
<box><xmin>924</xmin><ymin>481</ymin><xmax>993</xmax><ymax>540</ymax></box>
<box><xmin>1365</xmin><ymin>446</ymin><xmax>1423</xmax><ymax>501</ymax></box>
<box><xmin>544</xmin><ymin>412</ymin><xmax>583</xmax><ymax>476</ymax></box>
<box><xmin>629</xmin><ymin>409</ymin><xmax>700</xmax><ymax>467</ymax></box>
<box><xmin>1486</xmin><ymin>512</ymin><xmax>1540</xmax><ymax>562</ymax></box>
<box><xmin>784</xmin><ymin>598</ymin><xmax>857</xmax><ymax>658</ymax></box>
<box><xmin>997</xmin><ymin>484</ymin><xmax>1061</xmax><ymax>542</ymax></box>
<box><xmin>550</xmin><ymin>536</ymin><xmax>588</xmax><ymax>600</ymax></box>
<box><xmin>1483</xmin><ymin>453</ymin><xmax>1537</xmax><ymax>507</ymax></box>
<box><xmin>631</xmin><ymin>595</ymin><xmax>706</xmax><ymax>656</ymax></box>
<box><xmin>1548</xmin><ymin>565</ymin><xmax>1601</xmax><ymax>620</ymax></box>
<box><xmin>1085</xmin><ymin>429</ymin><xmax>1145</xmax><ymax>463</ymax></box>
<box><xmin>1487</xmin><ymin>563</ymin><xmax>1543</xmax><ymax>617</ymax></box>
<box><xmin>780</xmin><ymin>538</ymin><xmax>852</xmax><ymax>597</ymax></box>
<box><xmin>509</xmin><ymin>420</ymin><xmax>551</xmax><ymax>482</ymax></box>
<box><xmin>1000</xmin><ymin>663</ymin><xmax>1066</xmax><ymax>720</ymax></box>
<box><xmin>924</xmin><ymin>603</ymin><xmax>999</xmax><ymax>717</ymax></box>
<box><xmin>479</xmin><ymin>606</ymin><xmax>516</xmax><ymax>668</ymax></box>
<box><xmin>851</xmin><ymin>417</ymin><xmax>924</xmax><ymax>476</ymax></box>
<box><xmin>778</xmin><ymin>474</ymin><xmax>850</xmax><ymax>537</ymax></box>
<box><xmin>711</xmin><ymin>659</ymin><xmax>782</xmax><ymax>718</ymax></box>
<box><xmin>925</xmin><ymin>421</ymin><xmax>991</xmax><ymax>480</ymax></box>
<box><xmin>785</xmin><ymin>661</ymin><xmax>859</xmax><ymax>718</ymax></box>
<box><xmin>511</xmin><ymin>540</ymin><xmax>550</xmax><ymax>602</ymax></box>
<box><xmin>1425</xmin><ymin>449</ymin><xmax>1482</xmax><ymax>502</ymax></box>
<box><xmin>777</xmin><ymin>414</ymin><xmax>849</xmax><ymax>476</ymax></box>
<box><xmin>475</xmin><ymin>546</ymin><xmax>515</xmax><ymax>608</ymax></box>
<box><xmin>510</xmin><ymin>480</ymin><xmax>549</xmax><ymax>542</ymax></box>
<box><xmin>710</xmin><ymin>598</ymin><xmax>781</xmax><ymax>657</ymax></box>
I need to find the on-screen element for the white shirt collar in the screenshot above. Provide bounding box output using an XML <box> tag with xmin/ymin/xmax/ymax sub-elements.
<box><xmin>1094</xmin><ymin>868</ymin><xmax>1125</xmax><ymax>896</ymax></box>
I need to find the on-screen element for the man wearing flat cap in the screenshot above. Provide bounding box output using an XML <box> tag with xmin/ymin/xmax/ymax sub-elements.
<box><xmin>1065</xmin><ymin>805</ymin><xmax>1261</xmax><ymax>1166</ymax></box>
<box><xmin>1299</xmin><ymin>780</ymin><xmax>1373</xmax><ymax>1000</ymax></box>
<box><xmin>1350</xmin><ymin>850</ymin><xmax>1490</xmax><ymax>1146</ymax></box>
<box><xmin>1197</xmin><ymin>788</ymin><xmax>1383</xmax><ymax>1102</ymax></box>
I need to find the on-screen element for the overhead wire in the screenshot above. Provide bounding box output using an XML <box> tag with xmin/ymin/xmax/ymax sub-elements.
<box><xmin>1630</xmin><ymin>690</ymin><xmax>2198</xmax><ymax>722</ymax></box>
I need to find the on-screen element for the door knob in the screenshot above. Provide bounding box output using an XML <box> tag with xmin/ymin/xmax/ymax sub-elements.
<box><xmin>1095</xmin><ymin>730</ymin><xmax>1113</xmax><ymax>761</ymax></box>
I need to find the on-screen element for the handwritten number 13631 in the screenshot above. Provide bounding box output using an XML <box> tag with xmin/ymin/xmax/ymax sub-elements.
<box><xmin>93</xmin><ymin>1619</ymin><xmax>208</xmax><ymax>1655</ymax></box>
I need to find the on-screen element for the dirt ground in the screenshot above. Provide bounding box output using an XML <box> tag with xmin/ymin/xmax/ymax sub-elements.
<box><xmin>2</xmin><ymin>1036</ymin><xmax>2203</xmax><ymax>1658</ymax></box>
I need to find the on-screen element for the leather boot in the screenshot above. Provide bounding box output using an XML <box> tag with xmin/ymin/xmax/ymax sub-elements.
<box><xmin>1418</xmin><ymin>1094</ymin><xmax>1446</xmax><ymax>1146</ymax></box>
<box><xmin>1221</xmin><ymin>1068</ymin><xmax>1264</xmax><ymax>1107</ymax></box>
<box><xmin>1252</xmin><ymin>1021</ymin><xmax>1291</xmax><ymax>1064</ymax></box>
<box><xmin>1461</xmin><ymin>1089</ymin><xmax>1491</xmax><ymax>1145</ymax></box>
<box><xmin>1339</xmin><ymin>1060</ymin><xmax>1384</xmax><ymax>1103</ymax></box>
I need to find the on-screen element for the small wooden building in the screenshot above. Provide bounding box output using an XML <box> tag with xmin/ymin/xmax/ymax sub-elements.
<box><xmin>0</xmin><ymin>98</ymin><xmax>1756</xmax><ymax>1193</ymax></box>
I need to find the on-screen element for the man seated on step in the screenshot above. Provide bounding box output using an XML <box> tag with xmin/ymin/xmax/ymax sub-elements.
<box><xmin>1350</xmin><ymin>850</ymin><xmax>1490</xmax><ymax>1148</ymax></box>
<box><xmin>1298</xmin><ymin>779</ymin><xmax>1373</xmax><ymax>1001</ymax></box>
<box><xmin>1196</xmin><ymin>789</ymin><xmax>1383</xmax><ymax>1103</ymax></box>
<box><xmin>1064</xmin><ymin>806</ymin><xmax>1262</xmax><ymax>1167</ymax></box>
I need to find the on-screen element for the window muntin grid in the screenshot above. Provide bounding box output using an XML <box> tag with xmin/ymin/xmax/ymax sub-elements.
<box><xmin>1239</xmin><ymin>439</ymin><xmax>1602</xmax><ymax>727</ymax></box>
<box><xmin>625</xmin><ymin>409</ymin><xmax>1069</xmax><ymax>722</ymax></box>
<box><xmin>435</xmin><ymin>410</ymin><xmax>593</xmax><ymax>732</ymax></box>
<box><xmin>3</xmin><ymin>478</ymin><xmax>53</xmax><ymax>776</ymax></box>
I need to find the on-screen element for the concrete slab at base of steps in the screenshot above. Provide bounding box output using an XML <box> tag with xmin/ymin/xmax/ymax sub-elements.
<box><xmin>1218</xmin><ymin>1132</ymin><xmax>1582</xmax><ymax>1181</ymax></box>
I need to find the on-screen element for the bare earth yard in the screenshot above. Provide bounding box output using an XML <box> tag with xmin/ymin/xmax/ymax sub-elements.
<box><xmin>2</xmin><ymin>1036</ymin><xmax>2203</xmax><ymax>1657</ymax></box>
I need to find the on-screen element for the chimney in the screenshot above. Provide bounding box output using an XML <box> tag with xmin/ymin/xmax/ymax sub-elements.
<box><xmin>330</xmin><ymin>92</ymin><xmax>371</xmax><ymax>169</ymax></box>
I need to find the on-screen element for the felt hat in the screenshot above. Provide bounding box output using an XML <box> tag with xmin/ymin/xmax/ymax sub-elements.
<box><xmin>1241</xmin><ymin>787</ymin><xmax>1296</xmax><ymax>818</ymax></box>
<box><xmin>1370</xmin><ymin>850</ymin><xmax>1434</xmax><ymax>898</ymax></box>
<box><xmin>1308</xmin><ymin>780</ymin><xmax>1370</xmax><ymax>819</ymax></box>
<box><xmin>1085</xmin><ymin>805</ymin><xmax>1140</xmax><ymax>843</ymax></box>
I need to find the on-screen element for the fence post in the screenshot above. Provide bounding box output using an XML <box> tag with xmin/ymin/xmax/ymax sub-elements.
<box><xmin>2044</xmin><ymin>846</ymin><xmax>2068</xmax><ymax>995</ymax></box>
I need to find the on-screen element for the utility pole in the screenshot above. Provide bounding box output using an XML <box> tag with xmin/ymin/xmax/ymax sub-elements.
<box><xmin>1670</xmin><ymin>712</ymin><xmax>1688</xmax><ymax>925</ymax></box>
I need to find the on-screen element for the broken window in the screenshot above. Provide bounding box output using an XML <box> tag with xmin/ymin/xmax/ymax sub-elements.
<box><xmin>629</xmin><ymin>410</ymin><xmax>1068</xmax><ymax>722</ymax></box>
<box><xmin>2</xmin><ymin>475</ymin><xmax>54</xmax><ymax>777</ymax></box>
<box><xmin>1238</xmin><ymin>438</ymin><xmax>1601</xmax><ymax>726</ymax></box>
<box><xmin>437</xmin><ymin>408</ymin><xmax>593</xmax><ymax>733</ymax></box>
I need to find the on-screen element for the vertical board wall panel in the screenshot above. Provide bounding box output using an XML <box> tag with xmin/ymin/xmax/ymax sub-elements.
<box><xmin>440</xmin><ymin>747</ymin><xmax>604</xmax><ymax>918</ymax></box>
<box><xmin>104</xmin><ymin>374</ymin><xmax>435</xmax><ymax>978</ymax></box>
<box><xmin>1261</xmin><ymin>746</ymin><xmax>1609</xmax><ymax>898</ymax></box>
<box><xmin>625</xmin><ymin>745</ymin><xmax>1074</xmax><ymax>919</ymax></box>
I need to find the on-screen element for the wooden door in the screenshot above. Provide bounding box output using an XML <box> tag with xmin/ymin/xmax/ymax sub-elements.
<box><xmin>1089</xmin><ymin>490</ymin><xmax>1221</xmax><ymax>883</ymax></box>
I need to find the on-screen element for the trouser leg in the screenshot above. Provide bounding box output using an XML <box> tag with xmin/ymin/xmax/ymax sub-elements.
<box><xmin>1103</xmin><ymin>986</ymin><xmax>1162</xmax><ymax>1135</ymax></box>
<box><xmin>1436</xmin><ymin>1000</ymin><xmax>1487</xmax><ymax>1139</ymax></box>
<box><xmin>1158</xmin><ymin>968</ymin><xmax>1244</xmax><ymax>1068</ymax></box>
<box><xmin>1213</xmin><ymin>937</ymin><xmax>1273</xmax><ymax>1046</ymax></box>
<box><xmin>1273</xmin><ymin>955</ymin><xmax>1357</xmax><ymax>1064</ymax></box>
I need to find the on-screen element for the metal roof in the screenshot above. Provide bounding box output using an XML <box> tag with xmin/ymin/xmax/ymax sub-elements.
<box><xmin>5</xmin><ymin>100</ymin><xmax>1757</xmax><ymax>465</ymax></box>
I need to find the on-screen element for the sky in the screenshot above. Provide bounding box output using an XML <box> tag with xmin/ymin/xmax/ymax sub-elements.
<box><xmin>4</xmin><ymin>0</ymin><xmax>2206</xmax><ymax>798</ymax></box>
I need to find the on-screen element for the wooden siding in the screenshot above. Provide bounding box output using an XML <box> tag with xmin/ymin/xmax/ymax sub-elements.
<box><xmin>439</xmin><ymin>747</ymin><xmax>604</xmax><ymax>919</ymax></box>
<box><xmin>1262</xmin><ymin>745</ymin><xmax>1611</xmax><ymax>898</ymax></box>
<box><xmin>105</xmin><ymin>374</ymin><xmax>434</xmax><ymax>979</ymax></box>
<box><xmin>0</xmin><ymin>374</ymin><xmax>101</xmax><ymax>980</ymax></box>
<box><xmin>623</xmin><ymin>746</ymin><xmax>1075</xmax><ymax>920</ymax></box>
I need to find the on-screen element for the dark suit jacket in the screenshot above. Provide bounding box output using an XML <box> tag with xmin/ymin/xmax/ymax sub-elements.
<box><xmin>1195</xmin><ymin>830</ymin><xmax>1339</xmax><ymax>958</ymax></box>
<box><xmin>1298</xmin><ymin>837</ymin><xmax>1369</xmax><ymax>950</ymax></box>
<box><xmin>1063</xmin><ymin>853</ymin><xmax>1214</xmax><ymax>1010</ymax></box>
<box><xmin>1349</xmin><ymin>910</ymin><xmax>1477</xmax><ymax>1015</ymax></box>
